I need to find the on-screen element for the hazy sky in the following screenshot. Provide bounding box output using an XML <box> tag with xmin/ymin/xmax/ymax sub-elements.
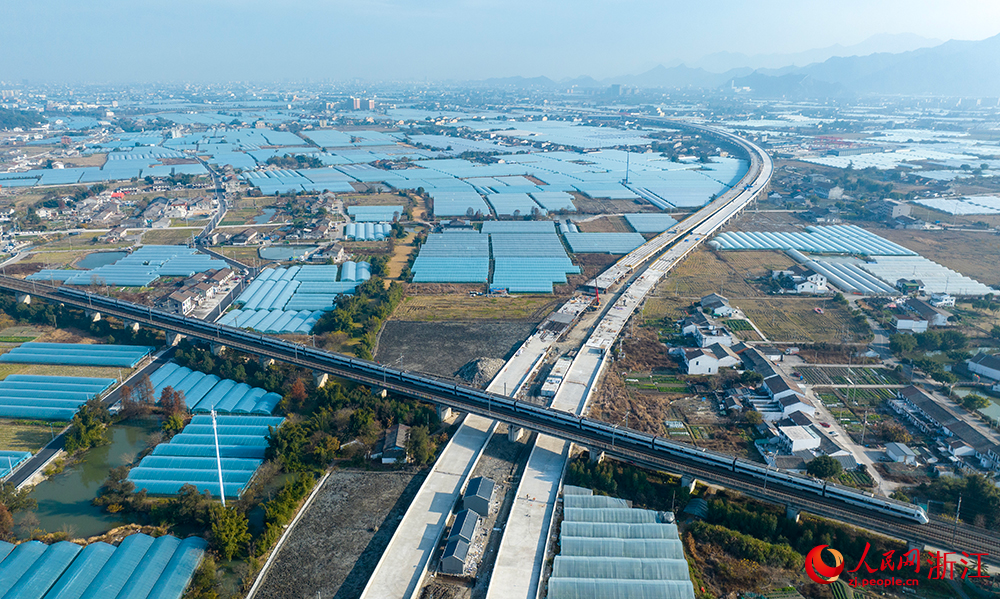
<box><xmin>3</xmin><ymin>0</ymin><xmax>999</xmax><ymax>83</ymax></box>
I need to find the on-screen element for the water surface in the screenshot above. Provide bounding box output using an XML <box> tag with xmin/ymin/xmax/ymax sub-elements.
<box><xmin>29</xmin><ymin>421</ymin><xmax>156</xmax><ymax>538</ymax></box>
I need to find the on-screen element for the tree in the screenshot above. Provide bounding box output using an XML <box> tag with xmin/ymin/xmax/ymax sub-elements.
<box><xmin>65</xmin><ymin>398</ymin><xmax>111</xmax><ymax>453</ymax></box>
<box><xmin>0</xmin><ymin>504</ymin><xmax>12</xmax><ymax>541</ymax></box>
<box><xmin>185</xmin><ymin>557</ymin><xmax>219</xmax><ymax>599</ymax></box>
<box><xmin>309</xmin><ymin>434</ymin><xmax>340</xmax><ymax>464</ymax></box>
<box><xmin>406</xmin><ymin>425</ymin><xmax>435</xmax><ymax>465</ymax></box>
<box><xmin>159</xmin><ymin>386</ymin><xmax>187</xmax><ymax>416</ymax></box>
<box><xmin>0</xmin><ymin>482</ymin><xmax>37</xmax><ymax>513</ymax></box>
<box><xmin>163</xmin><ymin>413</ymin><xmax>186</xmax><ymax>434</ymax></box>
<box><xmin>287</xmin><ymin>379</ymin><xmax>308</xmax><ymax>411</ymax></box>
<box><xmin>889</xmin><ymin>333</ymin><xmax>917</xmax><ymax>355</ymax></box>
<box><xmin>807</xmin><ymin>456</ymin><xmax>843</xmax><ymax>479</ymax></box>
<box><xmin>349</xmin><ymin>407</ymin><xmax>377</xmax><ymax>441</ymax></box>
<box><xmin>119</xmin><ymin>383</ymin><xmax>151</xmax><ymax>419</ymax></box>
<box><xmin>938</xmin><ymin>330</ymin><xmax>968</xmax><ymax>351</ymax></box>
<box><xmin>876</xmin><ymin>421</ymin><xmax>911</xmax><ymax>444</ymax></box>
<box><xmin>210</xmin><ymin>505</ymin><xmax>251</xmax><ymax>561</ymax></box>
<box><xmin>159</xmin><ymin>484</ymin><xmax>212</xmax><ymax>529</ymax></box>
<box><xmin>135</xmin><ymin>374</ymin><xmax>155</xmax><ymax>405</ymax></box>
<box><xmin>740</xmin><ymin>371</ymin><xmax>763</xmax><ymax>387</ymax></box>
<box><xmin>963</xmin><ymin>393</ymin><xmax>990</xmax><ymax>411</ymax></box>
<box><xmin>744</xmin><ymin>410</ymin><xmax>763</xmax><ymax>426</ymax></box>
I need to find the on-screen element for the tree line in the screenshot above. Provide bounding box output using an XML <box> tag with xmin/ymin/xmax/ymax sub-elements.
<box><xmin>312</xmin><ymin>277</ymin><xmax>405</xmax><ymax>360</ymax></box>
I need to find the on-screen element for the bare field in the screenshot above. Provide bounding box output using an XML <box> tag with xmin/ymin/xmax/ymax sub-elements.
<box><xmin>341</xmin><ymin>192</ymin><xmax>408</xmax><ymax>207</ymax></box>
<box><xmin>909</xmin><ymin>204</ymin><xmax>1000</xmax><ymax>229</ymax></box>
<box><xmin>219</xmin><ymin>208</ymin><xmax>262</xmax><ymax>225</ymax></box>
<box><xmin>0</xmin><ymin>419</ymin><xmax>56</xmax><ymax>451</ymax></box>
<box><xmin>652</xmin><ymin>249</ymin><xmax>787</xmax><ymax>298</ymax></box>
<box><xmin>876</xmin><ymin>228</ymin><xmax>1000</xmax><ymax>286</ymax></box>
<box><xmin>576</xmin><ymin>215</ymin><xmax>633</xmax><ymax>232</ymax></box>
<box><xmin>570</xmin><ymin>194</ymin><xmax>652</xmax><ymax>214</ymax></box>
<box><xmin>386</xmin><ymin>231</ymin><xmax>420</xmax><ymax>279</ymax></box>
<box><xmin>252</xmin><ymin>469</ymin><xmax>423</xmax><ymax>599</ymax></box>
<box><xmin>572</xmin><ymin>252</ymin><xmax>620</xmax><ymax>281</ymax></box>
<box><xmin>25</xmin><ymin>249</ymin><xmax>95</xmax><ymax>269</ymax></box>
<box><xmin>32</xmin><ymin>232</ymin><xmax>116</xmax><ymax>250</ymax></box>
<box><xmin>641</xmin><ymin>294</ymin><xmax>689</xmax><ymax>321</ymax></box>
<box><xmin>213</xmin><ymin>246</ymin><xmax>260</xmax><ymax>265</ymax></box>
<box><xmin>394</xmin><ymin>294</ymin><xmax>558</xmax><ymax>322</ymax></box>
<box><xmin>733</xmin><ymin>297</ymin><xmax>870</xmax><ymax>344</ymax></box>
<box><xmin>376</xmin><ymin>321</ymin><xmax>535</xmax><ymax>378</ymax></box>
<box><xmin>0</xmin><ymin>362</ymin><xmax>125</xmax><ymax>381</ymax></box>
<box><xmin>722</xmin><ymin>210</ymin><xmax>805</xmax><ymax>233</ymax></box>
<box><xmin>141</xmin><ymin>228</ymin><xmax>197</xmax><ymax>245</ymax></box>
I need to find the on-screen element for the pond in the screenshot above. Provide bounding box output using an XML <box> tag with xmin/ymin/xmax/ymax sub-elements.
<box><xmin>253</xmin><ymin>208</ymin><xmax>277</xmax><ymax>225</ymax></box>
<box><xmin>29</xmin><ymin>421</ymin><xmax>157</xmax><ymax>539</ymax></box>
<box><xmin>76</xmin><ymin>251</ymin><xmax>127</xmax><ymax>269</ymax></box>
<box><xmin>259</xmin><ymin>246</ymin><xmax>318</xmax><ymax>261</ymax></box>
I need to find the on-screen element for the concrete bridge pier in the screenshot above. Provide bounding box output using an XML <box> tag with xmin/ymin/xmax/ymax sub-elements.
<box><xmin>907</xmin><ymin>540</ymin><xmax>926</xmax><ymax>553</ymax></box>
<box><xmin>258</xmin><ymin>356</ymin><xmax>274</xmax><ymax>368</ymax></box>
<box><xmin>123</xmin><ymin>320</ymin><xmax>140</xmax><ymax>333</ymax></box>
<box><xmin>786</xmin><ymin>505</ymin><xmax>800</xmax><ymax>523</ymax></box>
<box><xmin>86</xmin><ymin>310</ymin><xmax>101</xmax><ymax>322</ymax></box>
<box><xmin>507</xmin><ymin>425</ymin><xmax>525</xmax><ymax>442</ymax></box>
<box><xmin>210</xmin><ymin>343</ymin><xmax>226</xmax><ymax>356</ymax></box>
<box><xmin>15</xmin><ymin>293</ymin><xmax>29</xmax><ymax>305</ymax></box>
<box><xmin>166</xmin><ymin>332</ymin><xmax>184</xmax><ymax>346</ymax></box>
<box><xmin>313</xmin><ymin>372</ymin><xmax>328</xmax><ymax>388</ymax></box>
<box><xmin>436</xmin><ymin>405</ymin><xmax>454</xmax><ymax>421</ymax></box>
<box><xmin>680</xmin><ymin>475</ymin><xmax>697</xmax><ymax>494</ymax></box>
<box><xmin>587</xmin><ymin>448</ymin><xmax>605</xmax><ymax>463</ymax></box>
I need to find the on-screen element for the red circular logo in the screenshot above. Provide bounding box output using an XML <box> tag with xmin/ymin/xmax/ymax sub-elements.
<box><xmin>805</xmin><ymin>545</ymin><xmax>845</xmax><ymax>584</ymax></box>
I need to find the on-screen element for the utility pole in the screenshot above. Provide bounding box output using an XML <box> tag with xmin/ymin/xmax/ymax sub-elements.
<box><xmin>953</xmin><ymin>494</ymin><xmax>962</xmax><ymax>544</ymax></box>
<box><xmin>212</xmin><ymin>409</ymin><xmax>226</xmax><ymax>508</ymax></box>
<box><xmin>860</xmin><ymin>409</ymin><xmax>868</xmax><ymax>446</ymax></box>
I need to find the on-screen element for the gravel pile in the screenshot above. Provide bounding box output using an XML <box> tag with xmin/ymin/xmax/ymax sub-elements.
<box><xmin>455</xmin><ymin>357</ymin><xmax>506</xmax><ymax>388</ymax></box>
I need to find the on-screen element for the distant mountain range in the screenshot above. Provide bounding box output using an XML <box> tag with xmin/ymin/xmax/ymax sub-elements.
<box><xmin>480</xmin><ymin>33</ymin><xmax>1000</xmax><ymax>98</ymax></box>
<box><xmin>687</xmin><ymin>33</ymin><xmax>942</xmax><ymax>72</ymax></box>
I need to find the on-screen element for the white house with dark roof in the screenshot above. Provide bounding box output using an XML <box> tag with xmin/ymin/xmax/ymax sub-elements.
<box><xmin>969</xmin><ymin>353</ymin><xmax>1000</xmax><ymax>381</ymax></box>
<box><xmin>905</xmin><ymin>298</ymin><xmax>951</xmax><ymax>327</ymax></box>
<box><xmin>680</xmin><ymin>311</ymin><xmax>712</xmax><ymax>336</ymax></box>
<box><xmin>700</xmin><ymin>293</ymin><xmax>736</xmax><ymax>317</ymax></box>
<box><xmin>773</xmin><ymin>264</ymin><xmax>829</xmax><ymax>294</ymax></box>
<box><xmin>694</xmin><ymin>325</ymin><xmax>734</xmax><ymax>348</ymax></box>
<box><xmin>683</xmin><ymin>343</ymin><xmax>741</xmax><ymax>375</ymax></box>
<box><xmin>764</xmin><ymin>374</ymin><xmax>805</xmax><ymax>403</ymax></box>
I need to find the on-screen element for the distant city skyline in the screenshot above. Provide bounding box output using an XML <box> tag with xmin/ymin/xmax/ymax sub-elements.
<box><xmin>3</xmin><ymin>0</ymin><xmax>999</xmax><ymax>83</ymax></box>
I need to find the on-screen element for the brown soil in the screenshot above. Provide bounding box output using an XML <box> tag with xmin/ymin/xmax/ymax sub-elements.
<box><xmin>619</xmin><ymin>327</ymin><xmax>677</xmax><ymax>373</ymax></box>
<box><xmin>571</xmin><ymin>253</ymin><xmax>620</xmax><ymax>281</ymax></box>
<box><xmin>576</xmin><ymin>216</ymin><xmax>632</xmax><ymax>232</ymax></box>
<box><xmin>376</xmin><ymin>320</ymin><xmax>536</xmax><ymax>379</ymax></box>
<box><xmin>722</xmin><ymin>209</ymin><xmax>806</xmax><ymax>233</ymax></box>
<box><xmin>590</xmin><ymin>371</ymin><xmax>676</xmax><ymax>435</ymax></box>
<box><xmin>252</xmin><ymin>469</ymin><xmax>423</xmax><ymax>599</ymax></box>
<box><xmin>876</xmin><ymin>227</ymin><xmax>1000</xmax><ymax>286</ymax></box>
<box><xmin>569</xmin><ymin>193</ymin><xmax>654</xmax><ymax>214</ymax></box>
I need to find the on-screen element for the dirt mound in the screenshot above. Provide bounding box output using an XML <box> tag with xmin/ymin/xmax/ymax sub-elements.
<box><xmin>455</xmin><ymin>357</ymin><xmax>505</xmax><ymax>388</ymax></box>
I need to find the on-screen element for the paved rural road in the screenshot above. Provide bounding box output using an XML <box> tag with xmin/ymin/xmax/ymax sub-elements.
<box><xmin>7</xmin><ymin>346</ymin><xmax>175</xmax><ymax>488</ymax></box>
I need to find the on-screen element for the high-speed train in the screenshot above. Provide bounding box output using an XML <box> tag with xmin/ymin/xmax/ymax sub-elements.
<box><xmin>50</xmin><ymin>284</ymin><xmax>929</xmax><ymax>525</ymax></box>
